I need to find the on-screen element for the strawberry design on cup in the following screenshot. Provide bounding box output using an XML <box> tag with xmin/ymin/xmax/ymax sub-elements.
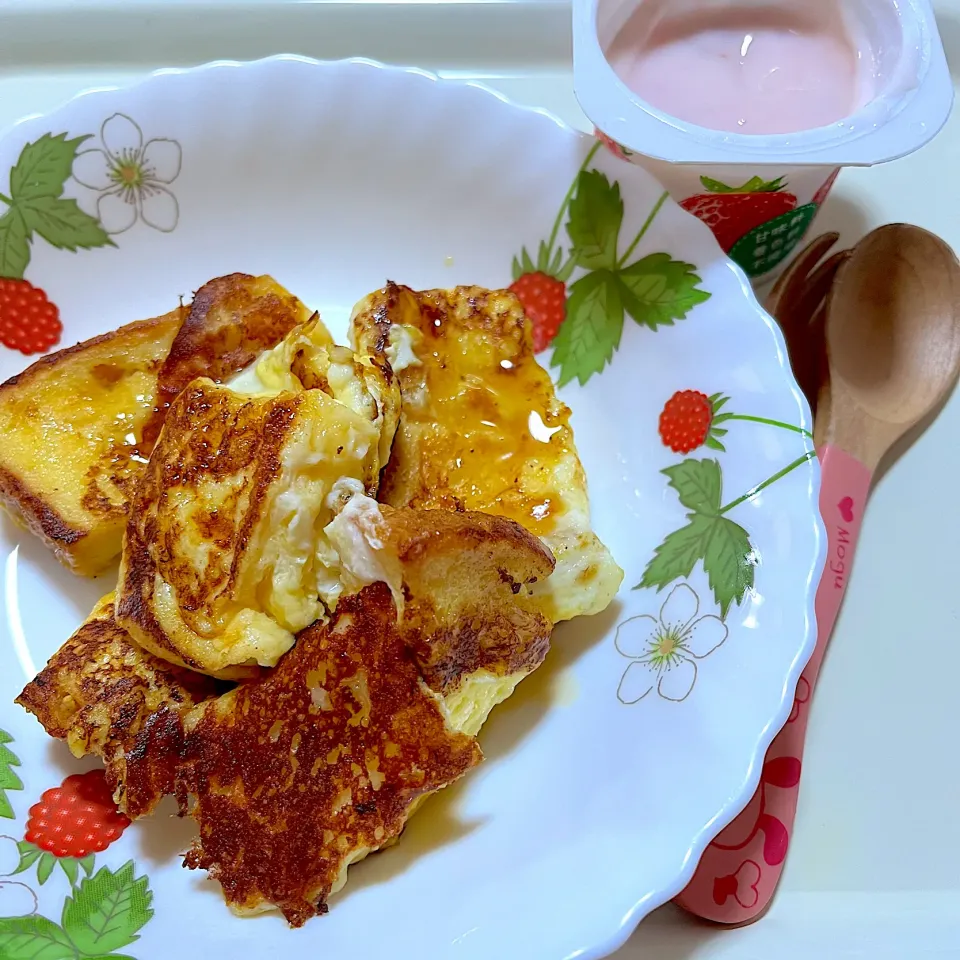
<box><xmin>680</xmin><ymin>176</ymin><xmax>797</xmax><ymax>252</ymax></box>
<box><xmin>811</xmin><ymin>168</ymin><xmax>840</xmax><ymax>208</ymax></box>
<box><xmin>680</xmin><ymin>171</ymin><xmax>839</xmax><ymax>279</ymax></box>
<box><xmin>593</xmin><ymin>128</ymin><xmax>635</xmax><ymax>162</ymax></box>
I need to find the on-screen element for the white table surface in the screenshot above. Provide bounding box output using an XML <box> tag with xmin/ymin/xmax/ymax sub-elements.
<box><xmin>0</xmin><ymin>1</ymin><xmax>957</xmax><ymax>956</ymax></box>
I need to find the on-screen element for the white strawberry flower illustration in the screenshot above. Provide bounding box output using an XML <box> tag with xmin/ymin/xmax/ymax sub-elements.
<box><xmin>0</xmin><ymin>834</ymin><xmax>20</xmax><ymax>875</ymax></box>
<box><xmin>616</xmin><ymin>583</ymin><xmax>728</xmax><ymax>703</ymax></box>
<box><xmin>72</xmin><ymin>113</ymin><xmax>181</xmax><ymax>234</ymax></box>
<box><xmin>0</xmin><ymin>880</ymin><xmax>37</xmax><ymax>916</ymax></box>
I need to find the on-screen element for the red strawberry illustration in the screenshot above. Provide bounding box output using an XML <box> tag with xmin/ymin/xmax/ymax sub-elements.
<box><xmin>0</xmin><ymin>278</ymin><xmax>62</xmax><ymax>355</ymax></box>
<box><xmin>812</xmin><ymin>168</ymin><xmax>840</xmax><ymax>208</ymax></box>
<box><xmin>659</xmin><ymin>390</ymin><xmax>732</xmax><ymax>454</ymax></box>
<box><xmin>510</xmin><ymin>239</ymin><xmax>575</xmax><ymax>353</ymax></box>
<box><xmin>23</xmin><ymin>770</ymin><xmax>128</xmax><ymax>863</ymax></box>
<box><xmin>511</xmin><ymin>271</ymin><xmax>567</xmax><ymax>353</ymax></box>
<box><xmin>680</xmin><ymin>176</ymin><xmax>798</xmax><ymax>253</ymax></box>
<box><xmin>658</xmin><ymin>390</ymin><xmax>811</xmax><ymax>454</ymax></box>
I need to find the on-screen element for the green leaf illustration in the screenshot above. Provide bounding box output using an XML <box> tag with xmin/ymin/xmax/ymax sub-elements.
<box><xmin>0</xmin><ymin>729</ymin><xmax>22</xmax><ymax>818</ymax></box>
<box><xmin>79</xmin><ymin>854</ymin><xmax>95</xmax><ymax>877</ymax></box>
<box><xmin>618</xmin><ymin>253</ymin><xmax>711</xmax><ymax>330</ymax></box>
<box><xmin>84</xmin><ymin>956</ymin><xmax>136</xmax><ymax>960</ymax></box>
<box><xmin>699</xmin><ymin>175</ymin><xmax>784</xmax><ymax>195</ymax></box>
<box><xmin>537</xmin><ymin>239</ymin><xmax>552</xmax><ymax>272</ymax></box>
<box><xmin>37</xmin><ymin>851</ymin><xmax>56</xmax><ymax>885</ymax></box>
<box><xmin>59</xmin><ymin>856</ymin><xmax>80</xmax><ymax>888</ymax></box>
<box><xmin>0</xmin><ymin>210</ymin><xmax>30</xmax><ymax>280</ymax></box>
<box><xmin>0</xmin><ymin>915</ymin><xmax>76</xmax><ymax>960</ymax></box>
<box><xmin>19</xmin><ymin>195</ymin><xmax>112</xmax><ymax>252</ymax></box>
<box><xmin>637</xmin><ymin>513</ymin><xmax>755</xmax><ymax>615</ymax></box>
<box><xmin>703</xmin><ymin>516</ymin><xmax>756</xmax><ymax>618</ymax></box>
<box><xmin>62</xmin><ymin>860</ymin><xmax>153</xmax><ymax>956</ymax></box>
<box><xmin>662</xmin><ymin>459</ymin><xmax>722</xmax><ymax>516</ymax></box>
<box><xmin>637</xmin><ymin>457</ymin><xmax>757</xmax><ymax>615</ymax></box>
<box><xmin>13</xmin><ymin>840</ymin><xmax>42</xmax><ymax>874</ymax></box>
<box><xmin>9</xmin><ymin>132</ymin><xmax>89</xmax><ymax>202</ymax></box>
<box><xmin>556</xmin><ymin>252</ymin><xmax>577</xmax><ymax>284</ymax></box>
<box><xmin>550</xmin><ymin>269</ymin><xmax>623</xmax><ymax>387</ymax></box>
<box><xmin>548</xmin><ymin>245</ymin><xmax>563</xmax><ymax>276</ymax></box>
<box><xmin>638</xmin><ymin>514</ymin><xmax>714</xmax><ymax>592</ymax></box>
<box><xmin>565</xmin><ymin>169</ymin><xmax>623</xmax><ymax>271</ymax></box>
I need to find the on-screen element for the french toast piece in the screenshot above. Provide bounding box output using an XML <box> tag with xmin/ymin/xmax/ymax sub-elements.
<box><xmin>325</xmin><ymin>500</ymin><xmax>556</xmax><ymax>735</ymax></box>
<box><xmin>140</xmin><ymin>274</ymin><xmax>322</xmax><ymax>450</ymax></box>
<box><xmin>0</xmin><ymin>310</ymin><xmax>183</xmax><ymax>575</ymax></box>
<box><xmin>118</xmin><ymin>506</ymin><xmax>554</xmax><ymax>924</ymax></box>
<box><xmin>0</xmin><ymin>274</ymin><xmax>313</xmax><ymax>576</ymax></box>
<box><xmin>15</xmin><ymin>594</ymin><xmax>219</xmax><ymax>770</ymax></box>
<box><xmin>116</xmin><ymin>345</ymin><xmax>400</xmax><ymax>680</ymax></box>
<box><xmin>350</xmin><ymin>282</ymin><xmax>623</xmax><ymax>624</ymax></box>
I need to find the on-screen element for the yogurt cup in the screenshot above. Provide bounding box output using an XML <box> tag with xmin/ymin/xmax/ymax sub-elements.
<box><xmin>575</xmin><ymin>0</ymin><xmax>954</xmax><ymax>281</ymax></box>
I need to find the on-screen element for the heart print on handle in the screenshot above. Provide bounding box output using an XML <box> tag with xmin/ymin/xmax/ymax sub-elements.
<box><xmin>675</xmin><ymin>444</ymin><xmax>871</xmax><ymax>923</ymax></box>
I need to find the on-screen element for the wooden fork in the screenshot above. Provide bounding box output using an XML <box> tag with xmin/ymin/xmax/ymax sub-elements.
<box><xmin>764</xmin><ymin>232</ymin><xmax>851</xmax><ymax>417</ymax></box>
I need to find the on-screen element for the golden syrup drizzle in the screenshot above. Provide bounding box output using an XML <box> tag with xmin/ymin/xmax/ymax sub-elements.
<box><xmin>413</xmin><ymin>294</ymin><xmax>570</xmax><ymax>534</ymax></box>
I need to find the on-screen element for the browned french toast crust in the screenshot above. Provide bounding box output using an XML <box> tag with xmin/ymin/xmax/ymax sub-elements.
<box><xmin>117</xmin><ymin>382</ymin><xmax>307</xmax><ymax>674</ymax></box>
<box><xmin>0</xmin><ymin>313</ymin><xmax>180</xmax><ymax>391</ymax></box>
<box><xmin>0</xmin><ymin>465</ymin><xmax>85</xmax><ymax>547</ymax></box>
<box><xmin>15</xmin><ymin>596</ymin><xmax>219</xmax><ymax>767</ymax></box>
<box><xmin>140</xmin><ymin>273</ymin><xmax>312</xmax><ymax>450</ymax></box>
<box><xmin>123</xmin><ymin>582</ymin><xmax>484</xmax><ymax>925</ymax></box>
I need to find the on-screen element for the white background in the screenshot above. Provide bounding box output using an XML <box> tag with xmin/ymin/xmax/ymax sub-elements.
<box><xmin>0</xmin><ymin>0</ymin><xmax>956</xmax><ymax>955</ymax></box>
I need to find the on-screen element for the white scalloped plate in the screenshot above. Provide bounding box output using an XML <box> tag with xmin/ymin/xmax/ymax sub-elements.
<box><xmin>0</xmin><ymin>57</ymin><xmax>823</xmax><ymax>960</ymax></box>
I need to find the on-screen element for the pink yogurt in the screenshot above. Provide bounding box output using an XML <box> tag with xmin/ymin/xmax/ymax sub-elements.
<box><xmin>606</xmin><ymin>3</ymin><xmax>872</xmax><ymax>135</ymax></box>
<box><xmin>574</xmin><ymin>0</ymin><xmax>953</xmax><ymax>282</ymax></box>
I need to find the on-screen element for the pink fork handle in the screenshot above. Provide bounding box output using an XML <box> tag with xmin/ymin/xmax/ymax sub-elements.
<box><xmin>674</xmin><ymin>445</ymin><xmax>872</xmax><ymax>923</ymax></box>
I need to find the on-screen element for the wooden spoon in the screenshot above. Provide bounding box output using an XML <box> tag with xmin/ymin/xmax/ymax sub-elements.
<box><xmin>676</xmin><ymin>223</ymin><xmax>960</xmax><ymax>924</ymax></box>
<box><xmin>816</xmin><ymin>223</ymin><xmax>960</xmax><ymax>456</ymax></box>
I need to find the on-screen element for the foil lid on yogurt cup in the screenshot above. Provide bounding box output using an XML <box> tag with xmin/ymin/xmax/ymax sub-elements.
<box><xmin>574</xmin><ymin>0</ymin><xmax>953</xmax><ymax>166</ymax></box>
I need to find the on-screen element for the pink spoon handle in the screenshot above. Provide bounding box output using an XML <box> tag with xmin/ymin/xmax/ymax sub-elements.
<box><xmin>674</xmin><ymin>444</ymin><xmax>872</xmax><ymax>923</ymax></box>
